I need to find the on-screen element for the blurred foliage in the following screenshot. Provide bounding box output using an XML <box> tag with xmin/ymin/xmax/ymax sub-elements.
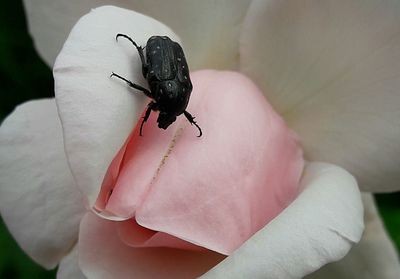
<box><xmin>376</xmin><ymin>193</ymin><xmax>400</xmax><ymax>253</ymax></box>
<box><xmin>0</xmin><ymin>0</ymin><xmax>55</xmax><ymax>278</ymax></box>
<box><xmin>0</xmin><ymin>1</ymin><xmax>399</xmax><ymax>279</ymax></box>
<box><xmin>0</xmin><ymin>0</ymin><xmax>53</xmax><ymax>122</ymax></box>
<box><xmin>0</xmin><ymin>218</ymin><xmax>56</xmax><ymax>279</ymax></box>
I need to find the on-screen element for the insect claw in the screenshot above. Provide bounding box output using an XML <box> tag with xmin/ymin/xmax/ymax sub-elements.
<box><xmin>183</xmin><ymin>111</ymin><xmax>202</xmax><ymax>137</ymax></box>
<box><xmin>195</xmin><ymin>124</ymin><xmax>203</xmax><ymax>137</ymax></box>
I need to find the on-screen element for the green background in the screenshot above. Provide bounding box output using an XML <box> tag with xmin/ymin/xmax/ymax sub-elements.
<box><xmin>0</xmin><ymin>1</ymin><xmax>399</xmax><ymax>278</ymax></box>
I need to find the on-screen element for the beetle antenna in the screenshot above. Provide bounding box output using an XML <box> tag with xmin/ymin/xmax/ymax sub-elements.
<box><xmin>116</xmin><ymin>33</ymin><xmax>141</xmax><ymax>48</ymax></box>
<box><xmin>183</xmin><ymin>111</ymin><xmax>203</xmax><ymax>137</ymax></box>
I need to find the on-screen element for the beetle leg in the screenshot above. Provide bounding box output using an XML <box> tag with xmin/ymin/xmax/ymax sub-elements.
<box><xmin>110</xmin><ymin>72</ymin><xmax>152</xmax><ymax>98</ymax></box>
<box><xmin>116</xmin><ymin>33</ymin><xmax>149</xmax><ymax>77</ymax></box>
<box><xmin>140</xmin><ymin>102</ymin><xmax>157</xmax><ymax>136</ymax></box>
<box><xmin>183</xmin><ymin>111</ymin><xmax>202</xmax><ymax>137</ymax></box>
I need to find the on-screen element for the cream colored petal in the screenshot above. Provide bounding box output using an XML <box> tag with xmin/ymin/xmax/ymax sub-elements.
<box><xmin>121</xmin><ymin>0</ymin><xmax>252</xmax><ymax>70</ymax></box>
<box><xmin>54</xmin><ymin>6</ymin><xmax>179</xmax><ymax>207</ymax></box>
<box><xmin>241</xmin><ymin>0</ymin><xmax>400</xmax><ymax>192</ymax></box>
<box><xmin>306</xmin><ymin>193</ymin><xmax>400</xmax><ymax>279</ymax></box>
<box><xmin>23</xmin><ymin>0</ymin><xmax>251</xmax><ymax>69</ymax></box>
<box><xmin>201</xmin><ymin>162</ymin><xmax>364</xmax><ymax>279</ymax></box>
<box><xmin>0</xmin><ymin>99</ymin><xmax>85</xmax><ymax>269</ymax></box>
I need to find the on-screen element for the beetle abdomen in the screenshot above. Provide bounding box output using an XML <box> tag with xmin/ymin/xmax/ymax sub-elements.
<box><xmin>146</xmin><ymin>36</ymin><xmax>177</xmax><ymax>81</ymax></box>
<box><xmin>172</xmin><ymin>42</ymin><xmax>191</xmax><ymax>88</ymax></box>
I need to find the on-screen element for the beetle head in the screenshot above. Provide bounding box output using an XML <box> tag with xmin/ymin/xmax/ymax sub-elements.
<box><xmin>157</xmin><ymin>111</ymin><xmax>177</xmax><ymax>129</ymax></box>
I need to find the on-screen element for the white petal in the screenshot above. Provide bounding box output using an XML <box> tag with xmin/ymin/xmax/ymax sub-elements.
<box><xmin>306</xmin><ymin>193</ymin><xmax>400</xmax><ymax>279</ymax></box>
<box><xmin>118</xmin><ymin>0</ymin><xmax>252</xmax><ymax>70</ymax></box>
<box><xmin>54</xmin><ymin>6</ymin><xmax>179</xmax><ymax>207</ymax></box>
<box><xmin>201</xmin><ymin>162</ymin><xmax>364</xmax><ymax>279</ymax></box>
<box><xmin>0</xmin><ymin>99</ymin><xmax>85</xmax><ymax>269</ymax></box>
<box><xmin>241</xmin><ymin>0</ymin><xmax>400</xmax><ymax>192</ymax></box>
<box><xmin>57</xmin><ymin>245</ymin><xmax>86</xmax><ymax>279</ymax></box>
<box><xmin>23</xmin><ymin>0</ymin><xmax>251</xmax><ymax>69</ymax></box>
<box><xmin>22</xmin><ymin>0</ymin><xmax>83</xmax><ymax>66</ymax></box>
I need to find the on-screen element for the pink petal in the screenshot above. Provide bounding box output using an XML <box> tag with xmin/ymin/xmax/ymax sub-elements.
<box><xmin>78</xmin><ymin>212</ymin><xmax>225</xmax><ymax>279</ymax></box>
<box><xmin>117</xmin><ymin>219</ymin><xmax>204</xmax><ymax>251</ymax></box>
<box><xmin>201</xmin><ymin>162</ymin><xmax>363</xmax><ymax>278</ymax></box>
<box><xmin>95</xmin><ymin>70</ymin><xmax>304</xmax><ymax>255</ymax></box>
<box><xmin>94</xmin><ymin>112</ymin><xmax>180</xmax><ymax>220</ymax></box>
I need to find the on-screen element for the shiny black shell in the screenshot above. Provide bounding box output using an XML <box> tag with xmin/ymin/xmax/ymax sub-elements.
<box><xmin>145</xmin><ymin>36</ymin><xmax>192</xmax><ymax>115</ymax></box>
<box><xmin>112</xmin><ymin>33</ymin><xmax>202</xmax><ymax>136</ymax></box>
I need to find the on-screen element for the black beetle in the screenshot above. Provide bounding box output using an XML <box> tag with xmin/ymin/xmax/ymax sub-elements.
<box><xmin>111</xmin><ymin>34</ymin><xmax>202</xmax><ymax>137</ymax></box>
